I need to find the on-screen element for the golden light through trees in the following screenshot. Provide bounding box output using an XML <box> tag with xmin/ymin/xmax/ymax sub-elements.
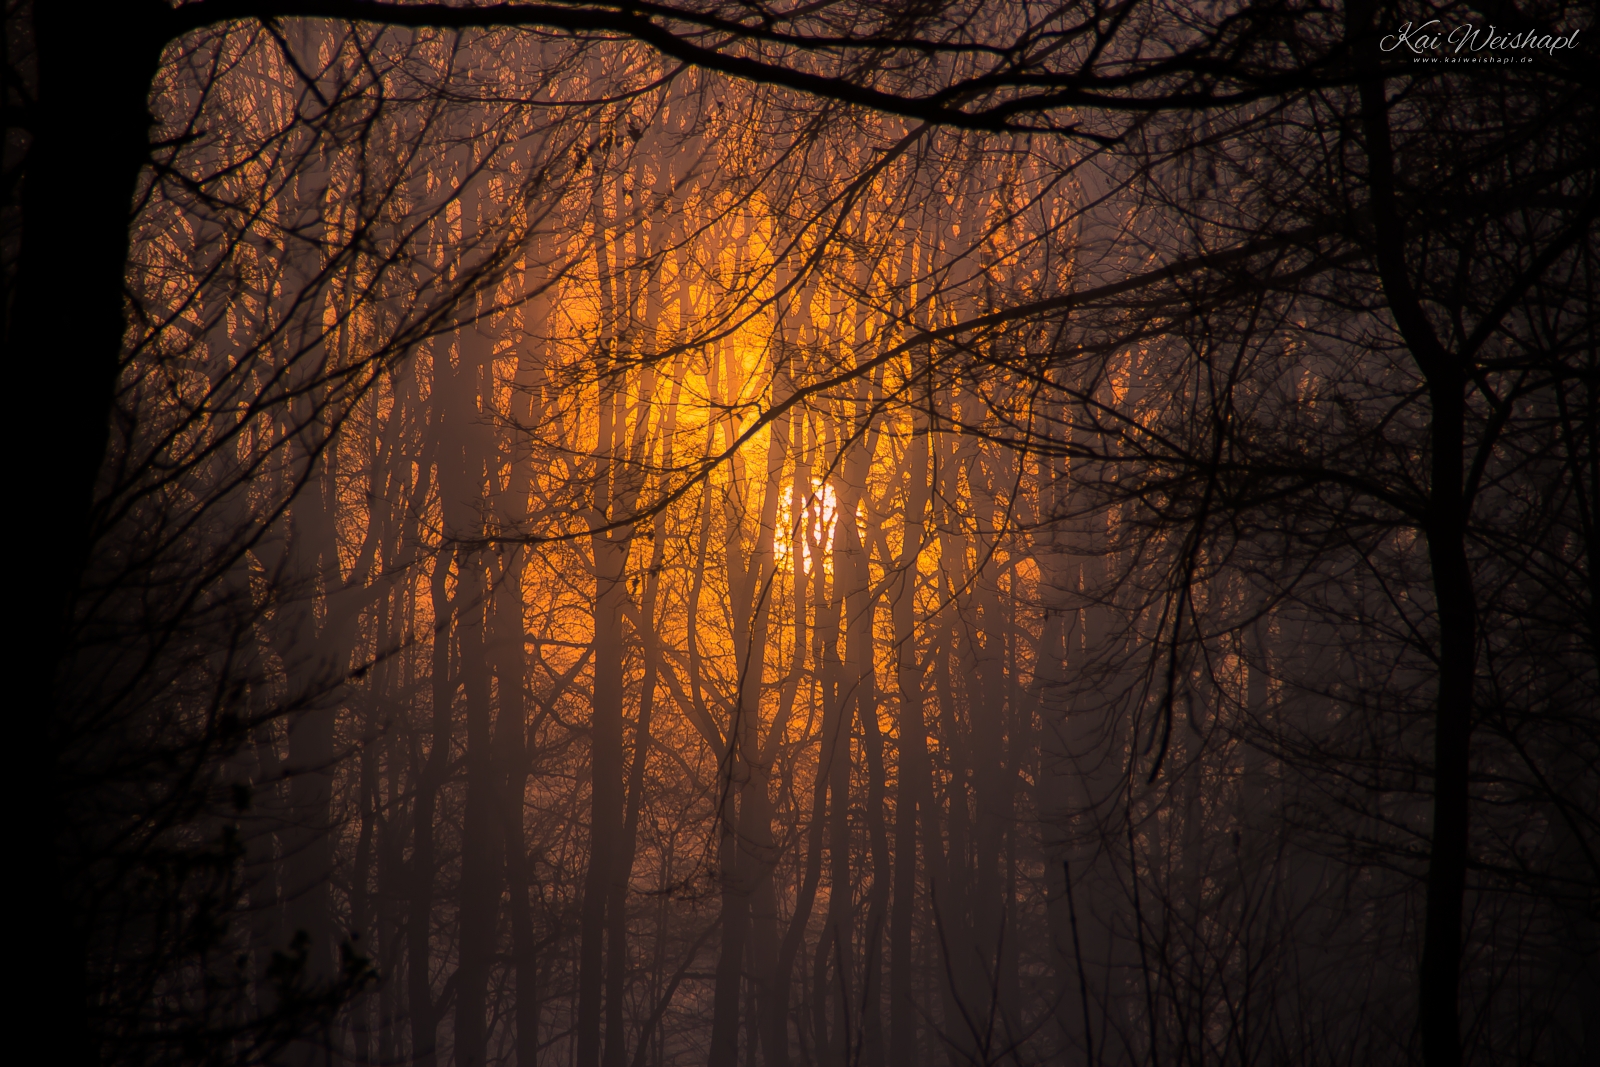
<box><xmin>17</xmin><ymin>6</ymin><xmax>1594</xmax><ymax>1067</ymax></box>
<box><xmin>125</xmin><ymin>32</ymin><xmax>1094</xmax><ymax>1066</ymax></box>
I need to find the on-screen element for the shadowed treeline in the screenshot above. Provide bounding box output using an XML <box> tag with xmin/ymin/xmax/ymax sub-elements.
<box><xmin>7</xmin><ymin>4</ymin><xmax>1594</xmax><ymax>1067</ymax></box>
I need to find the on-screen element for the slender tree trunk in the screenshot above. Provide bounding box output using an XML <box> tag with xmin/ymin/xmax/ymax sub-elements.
<box><xmin>454</xmin><ymin>552</ymin><xmax>501</xmax><ymax>1067</ymax></box>
<box><xmin>376</xmin><ymin>733</ymin><xmax>405</xmax><ymax>1067</ymax></box>
<box><xmin>932</xmin><ymin>422</ymin><xmax>980</xmax><ymax>1063</ymax></box>
<box><xmin>249</xmin><ymin>725</ymin><xmax>288</xmax><ymax>1013</ymax></box>
<box><xmin>1358</xmin><ymin>66</ymin><xmax>1476</xmax><ymax>1067</ymax></box>
<box><xmin>451</xmin><ymin>291</ymin><xmax>503</xmax><ymax>1067</ymax></box>
<box><xmin>502</xmin><ymin>259</ymin><xmax>551</xmax><ymax>1067</ymax></box>
<box><xmin>579</xmin><ymin>182</ymin><xmax>629</xmax><ymax>1067</ymax></box>
<box><xmin>580</xmin><ymin>459</ymin><xmax>630</xmax><ymax>1066</ymax></box>
<box><xmin>710</xmin><ymin>788</ymin><xmax>753</xmax><ymax>1067</ymax></box>
<box><xmin>280</xmin><ymin>436</ymin><xmax>360</xmax><ymax>1065</ymax></box>
<box><xmin>1034</xmin><ymin>435</ymin><xmax>1080</xmax><ymax>1057</ymax></box>
<box><xmin>846</xmin><ymin>466</ymin><xmax>888</xmax><ymax>1067</ymax></box>
<box><xmin>500</xmin><ymin>567</ymin><xmax>542</xmax><ymax>1067</ymax></box>
<box><xmin>351</xmin><ymin>738</ymin><xmax>378</xmax><ymax>1064</ymax></box>
<box><xmin>1419</xmin><ymin>395</ymin><xmax>1474</xmax><ymax>1067</ymax></box>
<box><xmin>761</xmin><ymin>426</ymin><xmax>822</xmax><ymax>1067</ymax></box>
<box><xmin>889</xmin><ymin>384</ymin><xmax>931</xmax><ymax>1067</ymax></box>
<box><xmin>580</xmin><ymin>526</ymin><xmax>628</xmax><ymax>1067</ymax></box>
<box><xmin>410</xmin><ymin>520</ymin><xmax>457</xmax><ymax>1067</ymax></box>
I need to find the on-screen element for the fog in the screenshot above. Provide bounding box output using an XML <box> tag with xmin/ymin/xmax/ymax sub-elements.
<box><xmin>16</xmin><ymin>5</ymin><xmax>1595</xmax><ymax>1067</ymax></box>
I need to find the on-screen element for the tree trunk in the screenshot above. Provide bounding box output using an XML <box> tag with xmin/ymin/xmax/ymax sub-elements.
<box><xmin>579</xmin><ymin>181</ymin><xmax>630</xmax><ymax>1067</ymax></box>
<box><xmin>410</xmin><ymin>528</ymin><xmax>457</xmax><ymax>1067</ymax></box>
<box><xmin>450</xmin><ymin>289</ymin><xmax>504</xmax><ymax>1067</ymax></box>
<box><xmin>1359</xmin><ymin>69</ymin><xmax>1474</xmax><ymax>1067</ymax></box>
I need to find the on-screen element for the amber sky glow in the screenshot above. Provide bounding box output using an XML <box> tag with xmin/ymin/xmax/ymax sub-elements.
<box><xmin>50</xmin><ymin>8</ymin><xmax>1590</xmax><ymax>1067</ymax></box>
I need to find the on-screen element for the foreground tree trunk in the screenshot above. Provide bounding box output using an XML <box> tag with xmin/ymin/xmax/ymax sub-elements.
<box><xmin>19</xmin><ymin>10</ymin><xmax>167</xmax><ymax>1058</ymax></box>
<box><xmin>1357</xmin><ymin>71</ymin><xmax>1475</xmax><ymax>1067</ymax></box>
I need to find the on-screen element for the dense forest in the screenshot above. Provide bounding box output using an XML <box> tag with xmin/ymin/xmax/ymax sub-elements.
<box><xmin>6</xmin><ymin>3</ymin><xmax>1595</xmax><ymax>1067</ymax></box>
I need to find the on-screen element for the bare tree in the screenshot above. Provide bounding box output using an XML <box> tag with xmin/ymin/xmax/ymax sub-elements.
<box><xmin>10</xmin><ymin>6</ymin><xmax>1593</xmax><ymax>1067</ymax></box>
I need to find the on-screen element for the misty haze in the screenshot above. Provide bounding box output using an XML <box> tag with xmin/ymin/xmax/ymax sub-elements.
<box><xmin>9</xmin><ymin>4</ymin><xmax>1595</xmax><ymax>1067</ymax></box>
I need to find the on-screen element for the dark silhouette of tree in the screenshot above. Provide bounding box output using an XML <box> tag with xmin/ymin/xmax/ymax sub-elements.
<box><xmin>6</xmin><ymin>4</ymin><xmax>1593</xmax><ymax>1067</ymax></box>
